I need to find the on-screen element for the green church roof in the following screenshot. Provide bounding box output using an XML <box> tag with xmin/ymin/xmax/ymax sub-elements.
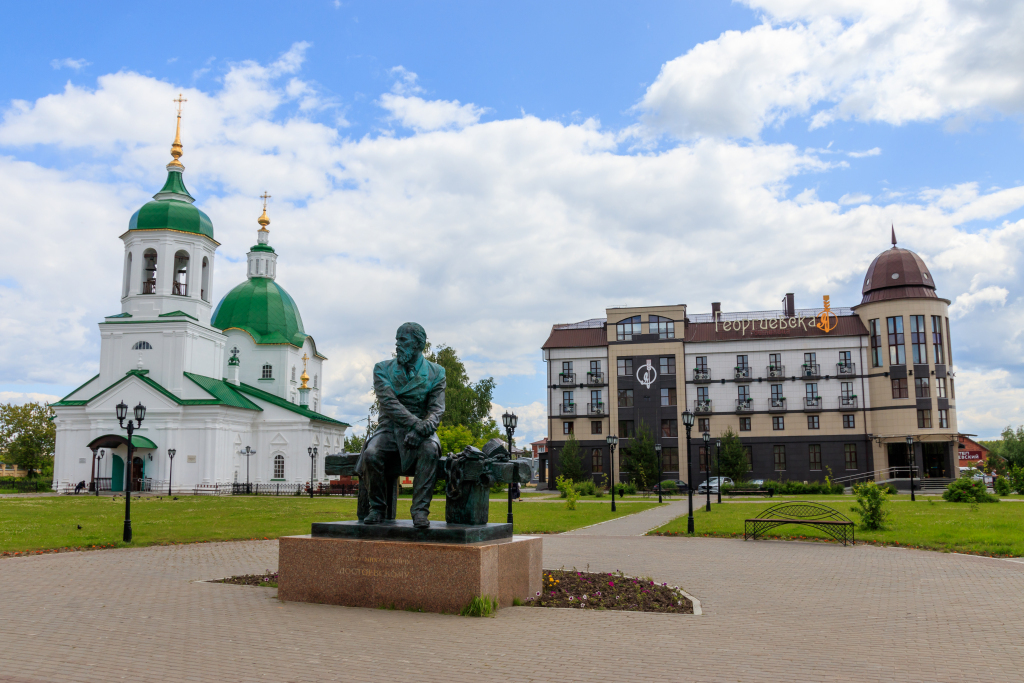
<box><xmin>127</xmin><ymin>170</ymin><xmax>214</xmax><ymax>240</ymax></box>
<box><xmin>212</xmin><ymin>277</ymin><xmax>308</xmax><ymax>347</ymax></box>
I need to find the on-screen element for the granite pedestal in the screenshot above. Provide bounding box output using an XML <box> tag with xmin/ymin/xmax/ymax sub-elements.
<box><xmin>278</xmin><ymin>521</ymin><xmax>542</xmax><ymax>614</ymax></box>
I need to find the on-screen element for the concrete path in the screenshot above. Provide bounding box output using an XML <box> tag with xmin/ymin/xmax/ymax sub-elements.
<box><xmin>563</xmin><ymin>498</ymin><xmax>688</xmax><ymax>535</ymax></box>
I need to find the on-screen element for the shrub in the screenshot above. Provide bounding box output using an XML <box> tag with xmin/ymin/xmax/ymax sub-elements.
<box><xmin>880</xmin><ymin>483</ymin><xmax>898</xmax><ymax>496</ymax></box>
<box><xmin>614</xmin><ymin>482</ymin><xmax>638</xmax><ymax>496</ymax></box>
<box><xmin>575</xmin><ymin>479</ymin><xmax>597</xmax><ymax>496</ymax></box>
<box><xmin>942</xmin><ymin>476</ymin><xmax>1000</xmax><ymax>503</ymax></box>
<box><xmin>556</xmin><ymin>475</ymin><xmax>579</xmax><ymax>510</ymax></box>
<box><xmin>995</xmin><ymin>477</ymin><xmax>1011</xmax><ymax>496</ymax></box>
<box><xmin>763</xmin><ymin>480</ymin><xmax>844</xmax><ymax>495</ymax></box>
<box><xmin>850</xmin><ymin>481</ymin><xmax>891</xmax><ymax>530</ymax></box>
<box><xmin>556</xmin><ymin>433</ymin><xmax>586</xmax><ymax>483</ymax></box>
<box><xmin>489</xmin><ymin>481</ymin><xmax>506</xmax><ymax>493</ymax></box>
<box><xmin>659</xmin><ymin>480</ymin><xmax>678</xmax><ymax>494</ymax></box>
<box><xmin>1009</xmin><ymin>466</ymin><xmax>1024</xmax><ymax>495</ymax></box>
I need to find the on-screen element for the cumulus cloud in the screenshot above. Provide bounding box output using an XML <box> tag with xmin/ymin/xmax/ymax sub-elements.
<box><xmin>949</xmin><ymin>285</ymin><xmax>1010</xmax><ymax>320</ymax></box>
<box><xmin>379</xmin><ymin>67</ymin><xmax>487</xmax><ymax>132</ymax></box>
<box><xmin>839</xmin><ymin>192</ymin><xmax>871</xmax><ymax>205</ymax></box>
<box><xmin>0</xmin><ymin>391</ymin><xmax>62</xmax><ymax>405</ymax></box>
<box><xmin>847</xmin><ymin>147</ymin><xmax>881</xmax><ymax>158</ymax></box>
<box><xmin>51</xmin><ymin>58</ymin><xmax>89</xmax><ymax>70</ymax></box>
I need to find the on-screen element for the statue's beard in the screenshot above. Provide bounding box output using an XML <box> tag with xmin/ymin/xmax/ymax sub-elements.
<box><xmin>396</xmin><ymin>347</ymin><xmax>416</xmax><ymax>366</ymax></box>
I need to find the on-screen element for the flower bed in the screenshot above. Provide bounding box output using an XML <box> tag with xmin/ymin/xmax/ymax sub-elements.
<box><xmin>214</xmin><ymin>571</ymin><xmax>278</xmax><ymax>587</ymax></box>
<box><xmin>527</xmin><ymin>569</ymin><xmax>692</xmax><ymax>613</ymax></box>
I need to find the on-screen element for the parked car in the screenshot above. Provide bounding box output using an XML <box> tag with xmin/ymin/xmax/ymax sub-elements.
<box><xmin>749</xmin><ymin>479</ymin><xmax>766</xmax><ymax>488</ymax></box>
<box><xmin>697</xmin><ymin>477</ymin><xmax>733</xmax><ymax>494</ymax></box>
<box><xmin>652</xmin><ymin>480</ymin><xmax>690</xmax><ymax>493</ymax></box>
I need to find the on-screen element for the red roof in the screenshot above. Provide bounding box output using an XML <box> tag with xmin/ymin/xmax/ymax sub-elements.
<box><xmin>686</xmin><ymin>315</ymin><xmax>868</xmax><ymax>342</ymax></box>
<box><xmin>541</xmin><ymin>326</ymin><xmax>608</xmax><ymax>349</ymax></box>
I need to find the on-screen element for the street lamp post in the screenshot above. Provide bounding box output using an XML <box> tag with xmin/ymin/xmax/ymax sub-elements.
<box><xmin>93</xmin><ymin>449</ymin><xmax>104</xmax><ymax>497</ymax></box>
<box><xmin>681</xmin><ymin>410</ymin><xmax>695</xmax><ymax>534</ymax></box>
<box><xmin>655</xmin><ymin>442</ymin><xmax>663</xmax><ymax>503</ymax></box>
<box><xmin>716</xmin><ymin>439</ymin><xmax>722</xmax><ymax>504</ymax></box>
<box><xmin>703</xmin><ymin>432</ymin><xmax>711</xmax><ymax>512</ymax></box>
<box><xmin>906</xmin><ymin>435</ymin><xmax>916</xmax><ymax>502</ymax></box>
<box><xmin>167</xmin><ymin>449</ymin><xmax>176</xmax><ymax>496</ymax></box>
<box><xmin>240</xmin><ymin>446</ymin><xmax>255</xmax><ymax>493</ymax></box>
<box><xmin>115</xmin><ymin>400</ymin><xmax>146</xmax><ymax>543</ymax></box>
<box><xmin>606</xmin><ymin>434</ymin><xmax>618</xmax><ymax>512</ymax></box>
<box><xmin>308</xmin><ymin>446</ymin><xmax>318</xmax><ymax>499</ymax></box>
<box><xmin>502</xmin><ymin>410</ymin><xmax>518</xmax><ymax>525</ymax></box>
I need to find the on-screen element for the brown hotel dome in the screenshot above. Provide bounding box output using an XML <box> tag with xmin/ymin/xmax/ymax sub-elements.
<box><xmin>860</xmin><ymin>233</ymin><xmax>941</xmax><ymax>304</ymax></box>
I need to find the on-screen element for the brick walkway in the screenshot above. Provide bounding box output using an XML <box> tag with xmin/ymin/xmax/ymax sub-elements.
<box><xmin>1</xmin><ymin>533</ymin><xmax>1022</xmax><ymax>682</ymax></box>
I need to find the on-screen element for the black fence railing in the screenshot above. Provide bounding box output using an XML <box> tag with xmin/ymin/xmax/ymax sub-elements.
<box><xmin>230</xmin><ymin>482</ymin><xmax>358</xmax><ymax>496</ymax></box>
<box><xmin>0</xmin><ymin>478</ymin><xmax>54</xmax><ymax>493</ymax></box>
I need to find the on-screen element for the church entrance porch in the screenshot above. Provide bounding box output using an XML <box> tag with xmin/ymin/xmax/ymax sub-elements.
<box><xmin>86</xmin><ymin>434</ymin><xmax>158</xmax><ymax>493</ymax></box>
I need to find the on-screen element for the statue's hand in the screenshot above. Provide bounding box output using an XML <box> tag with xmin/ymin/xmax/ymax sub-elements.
<box><xmin>414</xmin><ymin>420</ymin><xmax>434</xmax><ymax>437</ymax></box>
<box><xmin>403</xmin><ymin>432</ymin><xmax>423</xmax><ymax>449</ymax></box>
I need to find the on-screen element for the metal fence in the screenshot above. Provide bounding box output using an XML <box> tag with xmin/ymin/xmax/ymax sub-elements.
<box><xmin>229</xmin><ymin>482</ymin><xmax>358</xmax><ymax>496</ymax></box>
<box><xmin>0</xmin><ymin>478</ymin><xmax>54</xmax><ymax>493</ymax></box>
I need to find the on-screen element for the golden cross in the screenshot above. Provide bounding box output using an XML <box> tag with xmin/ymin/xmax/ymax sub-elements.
<box><xmin>173</xmin><ymin>93</ymin><xmax>187</xmax><ymax>114</ymax></box>
<box><xmin>260</xmin><ymin>191</ymin><xmax>272</xmax><ymax>211</ymax></box>
<box><xmin>302</xmin><ymin>353</ymin><xmax>309</xmax><ymax>369</ymax></box>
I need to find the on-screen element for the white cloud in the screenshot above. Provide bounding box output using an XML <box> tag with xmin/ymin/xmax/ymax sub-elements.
<box><xmin>378</xmin><ymin>93</ymin><xmax>486</xmax><ymax>132</ymax></box>
<box><xmin>51</xmin><ymin>58</ymin><xmax>90</xmax><ymax>70</ymax></box>
<box><xmin>0</xmin><ymin>391</ymin><xmax>62</xmax><ymax>405</ymax></box>
<box><xmin>847</xmin><ymin>147</ymin><xmax>881</xmax><ymax>158</ymax></box>
<box><xmin>838</xmin><ymin>192</ymin><xmax>871</xmax><ymax>205</ymax></box>
<box><xmin>949</xmin><ymin>285</ymin><xmax>1009</xmax><ymax>320</ymax></box>
<box><xmin>490</xmin><ymin>401</ymin><xmax>547</xmax><ymax>447</ymax></box>
<box><xmin>952</xmin><ymin>368</ymin><xmax>1024</xmax><ymax>439</ymax></box>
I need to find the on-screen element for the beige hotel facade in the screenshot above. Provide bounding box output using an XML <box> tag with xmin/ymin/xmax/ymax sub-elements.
<box><xmin>539</xmin><ymin>238</ymin><xmax>959</xmax><ymax>489</ymax></box>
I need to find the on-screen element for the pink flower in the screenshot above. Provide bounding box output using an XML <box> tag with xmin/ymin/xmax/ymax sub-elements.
<box><xmin>608</xmin><ymin>581</ymin><xmax>614</xmax><ymax>586</ymax></box>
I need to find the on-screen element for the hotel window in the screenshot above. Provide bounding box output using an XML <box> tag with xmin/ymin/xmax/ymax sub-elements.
<box><xmin>808</xmin><ymin>444</ymin><xmax>822</xmax><ymax>471</ymax></box>
<box><xmin>661</xmin><ymin>419</ymin><xmax>678</xmax><ymax>438</ymax></box>
<box><xmin>917</xmin><ymin>409</ymin><xmax>932</xmax><ymax>428</ymax></box>
<box><xmin>841</xmin><ymin>382</ymin><xmax>854</xmax><ymax>399</ymax></box>
<box><xmin>617</xmin><ymin>358</ymin><xmax>633</xmax><ymax>376</ymax></box>
<box><xmin>772</xmin><ymin>416</ymin><xmax>785</xmax><ymax>430</ymax></box>
<box><xmin>869</xmin><ymin>319</ymin><xmax>883</xmax><ymax>367</ymax></box>
<box><xmin>910</xmin><ymin>315</ymin><xmax>927</xmax><ymax>364</ymax></box>
<box><xmin>807</xmin><ymin>415</ymin><xmax>819</xmax><ymax>429</ymax></box>
<box><xmin>563</xmin><ymin>422</ymin><xmax>574</xmax><ymax>435</ymax></box>
<box><xmin>936</xmin><ymin>377</ymin><xmax>947</xmax><ymax>399</ymax></box>
<box><xmin>739</xmin><ymin>417</ymin><xmax>751</xmax><ymax>431</ymax></box>
<box><xmin>697</xmin><ymin>386</ymin><xmax>709</xmax><ymax>402</ymax></box>
<box><xmin>771</xmin><ymin>384</ymin><xmax>784</xmax><ymax>401</ymax></box>
<box><xmin>844</xmin><ymin>444</ymin><xmax>858</xmax><ymax>470</ymax></box>
<box><xmin>695</xmin><ymin>356</ymin><xmax>708</xmax><ymax>373</ymax></box>
<box><xmin>938</xmin><ymin>409</ymin><xmax>949</xmax><ymax>428</ymax></box>
<box><xmin>591</xmin><ymin>421</ymin><xmax>602</xmax><ymax>435</ymax></box>
<box><xmin>843</xmin><ymin>414</ymin><xmax>855</xmax><ymax>429</ymax></box>
<box><xmin>744</xmin><ymin>445</ymin><xmax>753</xmax><ymax>471</ymax></box>
<box><xmin>806</xmin><ymin>383</ymin><xmax>818</xmax><ymax>401</ymax></box>
<box><xmin>651</xmin><ymin>315</ymin><xmax>675</xmax><ymax>339</ymax></box>
<box><xmin>773</xmin><ymin>445</ymin><xmax>786</xmax><ymax>471</ymax></box>
<box><xmin>562</xmin><ymin>391</ymin><xmax>574</xmax><ymax>407</ymax></box>
<box><xmin>618</xmin><ymin>389</ymin><xmax>633</xmax><ymax>407</ymax></box>
<box><xmin>618</xmin><ymin>420</ymin><xmax>635</xmax><ymax>438</ymax></box>
<box><xmin>891</xmin><ymin>378</ymin><xmax>909</xmax><ymax>399</ymax></box>
<box><xmin>561</xmin><ymin>361</ymin><xmax>573</xmax><ymax>376</ymax></box>
<box><xmin>660</xmin><ymin>387</ymin><xmax>677</xmax><ymax>406</ymax></box>
<box><xmin>273</xmin><ymin>454</ymin><xmax>285</xmax><ymax>479</ymax></box>
<box><xmin>699</xmin><ymin>446</ymin><xmax>708</xmax><ymax>472</ymax></box>
<box><xmin>659</xmin><ymin>356</ymin><xmax>676</xmax><ymax>375</ymax></box>
<box><xmin>804</xmin><ymin>352</ymin><xmax>816</xmax><ymax>367</ymax></box>
<box><xmin>768</xmin><ymin>353</ymin><xmax>782</xmax><ymax>371</ymax></box>
<box><xmin>887</xmin><ymin>316</ymin><xmax>906</xmax><ymax>365</ymax></box>
<box><xmin>662</xmin><ymin>447</ymin><xmax>679</xmax><ymax>471</ymax></box>
<box><xmin>736</xmin><ymin>355</ymin><xmax>749</xmax><ymax>371</ymax></box>
<box><xmin>262</xmin><ymin>364</ymin><xmax>273</xmax><ymax>379</ymax></box>
<box><xmin>915</xmin><ymin>377</ymin><xmax>930</xmax><ymax>398</ymax></box>
<box><xmin>838</xmin><ymin>351</ymin><xmax>851</xmax><ymax>368</ymax></box>
<box><xmin>698</xmin><ymin>418</ymin><xmax>710</xmax><ymax>432</ymax></box>
<box><xmin>616</xmin><ymin>315</ymin><xmax>641</xmax><ymax>341</ymax></box>
<box><xmin>591</xmin><ymin>390</ymin><xmax>602</xmax><ymax>407</ymax></box>
<box><xmin>589</xmin><ymin>360</ymin><xmax>601</xmax><ymax>378</ymax></box>
<box><xmin>591</xmin><ymin>449</ymin><xmax>603</xmax><ymax>473</ymax></box>
<box><xmin>931</xmin><ymin>316</ymin><xmax>945</xmax><ymax>363</ymax></box>
<box><xmin>738</xmin><ymin>385</ymin><xmax>750</xmax><ymax>403</ymax></box>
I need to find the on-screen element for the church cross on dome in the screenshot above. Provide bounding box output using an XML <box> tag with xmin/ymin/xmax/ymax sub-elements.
<box><xmin>300</xmin><ymin>353</ymin><xmax>310</xmax><ymax>389</ymax></box>
<box><xmin>169</xmin><ymin>93</ymin><xmax>188</xmax><ymax>169</ymax></box>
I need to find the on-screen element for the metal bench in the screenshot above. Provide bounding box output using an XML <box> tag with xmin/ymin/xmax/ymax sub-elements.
<box><xmin>744</xmin><ymin>501</ymin><xmax>855</xmax><ymax>546</ymax></box>
<box><xmin>727</xmin><ymin>488</ymin><xmax>773</xmax><ymax>497</ymax></box>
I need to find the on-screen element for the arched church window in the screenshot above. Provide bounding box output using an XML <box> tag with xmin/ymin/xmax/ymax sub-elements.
<box><xmin>201</xmin><ymin>257</ymin><xmax>210</xmax><ymax>302</ymax></box>
<box><xmin>132</xmin><ymin>341</ymin><xmax>153</xmax><ymax>350</ymax></box>
<box><xmin>142</xmin><ymin>249</ymin><xmax>158</xmax><ymax>294</ymax></box>
<box><xmin>123</xmin><ymin>252</ymin><xmax>132</xmax><ymax>298</ymax></box>
<box><xmin>262</xmin><ymin>364</ymin><xmax>273</xmax><ymax>379</ymax></box>
<box><xmin>273</xmin><ymin>454</ymin><xmax>285</xmax><ymax>479</ymax></box>
<box><xmin>173</xmin><ymin>251</ymin><xmax>190</xmax><ymax>296</ymax></box>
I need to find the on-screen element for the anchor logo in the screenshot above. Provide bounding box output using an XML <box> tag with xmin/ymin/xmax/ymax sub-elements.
<box><xmin>816</xmin><ymin>295</ymin><xmax>838</xmax><ymax>333</ymax></box>
<box><xmin>636</xmin><ymin>359</ymin><xmax>658</xmax><ymax>389</ymax></box>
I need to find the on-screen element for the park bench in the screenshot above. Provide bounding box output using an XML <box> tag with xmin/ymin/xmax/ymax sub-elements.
<box><xmin>193</xmin><ymin>484</ymin><xmax>227</xmax><ymax>496</ymax></box>
<box><xmin>744</xmin><ymin>501</ymin><xmax>855</xmax><ymax>546</ymax></box>
<box><xmin>727</xmin><ymin>487</ymin><xmax>773</xmax><ymax>497</ymax></box>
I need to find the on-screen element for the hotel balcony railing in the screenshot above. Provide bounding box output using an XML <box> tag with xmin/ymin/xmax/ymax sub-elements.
<box><xmin>557</xmin><ymin>373</ymin><xmax>576</xmax><ymax>386</ymax></box>
<box><xmin>734</xmin><ymin>367</ymin><xmax>752</xmax><ymax>380</ymax></box>
<box><xmin>585</xmin><ymin>372</ymin><xmax>606</xmax><ymax>385</ymax></box>
<box><xmin>800</xmin><ymin>364</ymin><xmax>821</xmax><ymax>379</ymax></box>
<box><xmin>839</xmin><ymin>395</ymin><xmax>859</xmax><ymax>409</ymax></box>
<box><xmin>735</xmin><ymin>399</ymin><xmax>754</xmax><ymax>413</ymax></box>
<box><xmin>587</xmin><ymin>402</ymin><xmax>605</xmax><ymax>416</ymax></box>
<box><xmin>837</xmin><ymin>362</ymin><xmax>856</xmax><ymax>376</ymax></box>
<box><xmin>804</xmin><ymin>396</ymin><xmax>822</xmax><ymax>411</ymax></box>
<box><xmin>767</xmin><ymin>365</ymin><xmax>786</xmax><ymax>379</ymax></box>
<box><xmin>693</xmin><ymin>369</ymin><xmax>711</xmax><ymax>382</ymax></box>
<box><xmin>694</xmin><ymin>400</ymin><xmax>713</xmax><ymax>414</ymax></box>
<box><xmin>769</xmin><ymin>397</ymin><xmax>787</xmax><ymax>411</ymax></box>
<box><xmin>559</xmin><ymin>403</ymin><xmax>577</xmax><ymax>416</ymax></box>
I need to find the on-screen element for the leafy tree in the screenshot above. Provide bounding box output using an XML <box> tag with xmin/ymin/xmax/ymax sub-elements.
<box><xmin>621</xmin><ymin>420</ymin><xmax>659</xmax><ymax>494</ymax></box>
<box><xmin>427</xmin><ymin>345</ymin><xmax>499</xmax><ymax>438</ymax></box>
<box><xmin>716</xmin><ymin>427</ymin><xmax>748</xmax><ymax>483</ymax></box>
<box><xmin>0</xmin><ymin>402</ymin><xmax>56</xmax><ymax>478</ymax></box>
<box><xmin>994</xmin><ymin>426</ymin><xmax>1024</xmax><ymax>469</ymax></box>
<box><xmin>555</xmin><ymin>432</ymin><xmax>586</xmax><ymax>483</ymax></box>
<box><xmin>343</xmin><ymin>434</ymin><xmax>366</xmax><ymax>453</ymax></box>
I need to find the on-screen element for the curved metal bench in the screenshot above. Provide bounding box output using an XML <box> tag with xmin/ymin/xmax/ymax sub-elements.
<box><xmin>744</xmin><ymin>501</ymin><xmax>855</xmax><ymax>546</ymax></box>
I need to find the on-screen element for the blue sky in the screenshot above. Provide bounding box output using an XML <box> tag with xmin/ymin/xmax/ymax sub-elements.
<box><xmin>2</xmin><ymin>0</ymin><xmax>1024</xmax><ymax>441</ymax></box>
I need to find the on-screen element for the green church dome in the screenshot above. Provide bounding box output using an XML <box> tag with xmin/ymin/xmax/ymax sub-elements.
<box><xmin>212</xmin><ymin>277</ymin><xmax>307</xmax><ymax>347</ymax></box>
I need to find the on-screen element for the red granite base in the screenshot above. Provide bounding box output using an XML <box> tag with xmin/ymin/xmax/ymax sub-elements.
<box><xmin>278</xmin><ymin>534</ymin><xmax>542</xmax><ymax>614</ymax></box>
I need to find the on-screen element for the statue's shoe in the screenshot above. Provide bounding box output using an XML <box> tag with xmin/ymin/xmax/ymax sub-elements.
<box><xmin>412</xmin><ymin>513</ymin><xmax>430</xmax><ymax>529</ymax></box>
<box><xmin>362</xmin><ymin>510</ymin><xmax>384</xmax><ymax>525</ymax></box>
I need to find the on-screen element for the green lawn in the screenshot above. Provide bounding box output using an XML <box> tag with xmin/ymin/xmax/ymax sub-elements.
<box><xmin>652</xmin><ymin>499</ymin><xmax>1024</xmax><ymax>556</ymax></box>
<box><xmin>0</xmin><ymin>495</ymin><xmax>658</xmax><ymax>553</ymax></box>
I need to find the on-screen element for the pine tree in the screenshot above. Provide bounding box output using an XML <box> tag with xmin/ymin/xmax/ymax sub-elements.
<box><xmin>621</xmin><ymin>420</ymin><xmax>659</xmax><ymax>492</ymax></box>
<box><xmin>716</xmin><ymin>427</ymin><xmax>749</xmax><ymax>483</ymax></box>
<box><xmin>556</xmin><ymin>432</ymin><xmax>586</xmax><ymax>482</ymax></box>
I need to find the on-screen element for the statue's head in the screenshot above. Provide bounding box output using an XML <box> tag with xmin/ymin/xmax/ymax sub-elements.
<box><xmin>395</xmin><ymin>322</ymin><xmax>427</xmax><ymax>365</ymax></box>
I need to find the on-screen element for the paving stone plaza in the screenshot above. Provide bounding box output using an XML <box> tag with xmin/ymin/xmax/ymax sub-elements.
<box><xmin>2</xmin><ymin>505</ymin><xmax>1022</xmax><ymax>683</ymax></box>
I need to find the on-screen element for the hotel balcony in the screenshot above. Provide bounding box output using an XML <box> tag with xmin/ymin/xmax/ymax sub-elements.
<box><xmin>735</xmin><ymin>399</ymin><xmax>754</xmax><ymax>413</ymax></box>
<box><xmin>734</xmin><ymin>367</ymin><xmax>752</xmax><ymax>381</ymax></box>
<box><xmin>800</xmin><ymin>364</ymin><xmax>821</xmax><ymax>379</ymax></box>
<box><xmin>587</xmin><ymin>402</ymin><xmax>605</xmax><ymax>416</ymax></box>
<box><xmin>585</xmin><ymin>372</ymin><xmax>606</xmax><ymax>386</ymax></box>
<box><xmin>769</xmin><ymin>397</ymin><xmax>787</xmax><ymax>412</ymax></box>
<box><xmin>693</xmin><ymin>369</ymin><xmax>711</xmax><ymax>383</ymax></box>
<box><xmin>837</xmin><ymin>362</ymin><xmax>856</xmax><ymax>376</ymax></box>
<box><xmin>804</xmin><ymin>396</ymin><xmax>822</xmax><ymax>411</ymax></box>
<box><xmin>557</xmin><ymin>373</ymin><xmax>576</xmax><ymax>386</ymax></box>
<box><xmin>559</xmin><ymin>403</ymin><xmax>577</xmax><ymax>416</ymax></box>
<box><xmin>767</xmin><ymin>365</ymin><xmax>786</xmax><ymax>379</ymax></box>
<box><xmin>839</xmin><ymin>395</ymin><xmax>859</xmax><ymax>409</ymax></box>
<box><xmin>693</xmin><ymin>400</ymin><xmax>713</xmax><ymax>414</ymax></box>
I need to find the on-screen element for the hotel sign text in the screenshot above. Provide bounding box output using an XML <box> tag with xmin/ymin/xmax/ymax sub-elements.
<box><xmin>714</xmin><ymin>295</ymin><xmax>838</xmax><ymax>336</ymax></box>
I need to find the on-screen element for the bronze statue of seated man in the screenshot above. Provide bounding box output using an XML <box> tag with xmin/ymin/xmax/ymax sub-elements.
<box><xmin>359</xmin><ymin>322</ymin><xmax>446</xmax><ymax>528</ymax></box>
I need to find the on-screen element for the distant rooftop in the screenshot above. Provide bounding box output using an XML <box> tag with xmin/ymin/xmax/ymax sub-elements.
<box><xmin>552</xmin><ymin>318</ymin><xmax>606</xmax><ymax>330</ymax></box>
<box><xmin>688</xmin><ymin>307</ymin><xmax>855</xmax><ymax>323</ymax></box>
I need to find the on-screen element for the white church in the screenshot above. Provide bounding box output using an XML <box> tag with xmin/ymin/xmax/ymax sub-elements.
<box><xmin>51</xmin><ymin>108</ymin><xmax>348</xmax><ymax>493</ymax></box>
